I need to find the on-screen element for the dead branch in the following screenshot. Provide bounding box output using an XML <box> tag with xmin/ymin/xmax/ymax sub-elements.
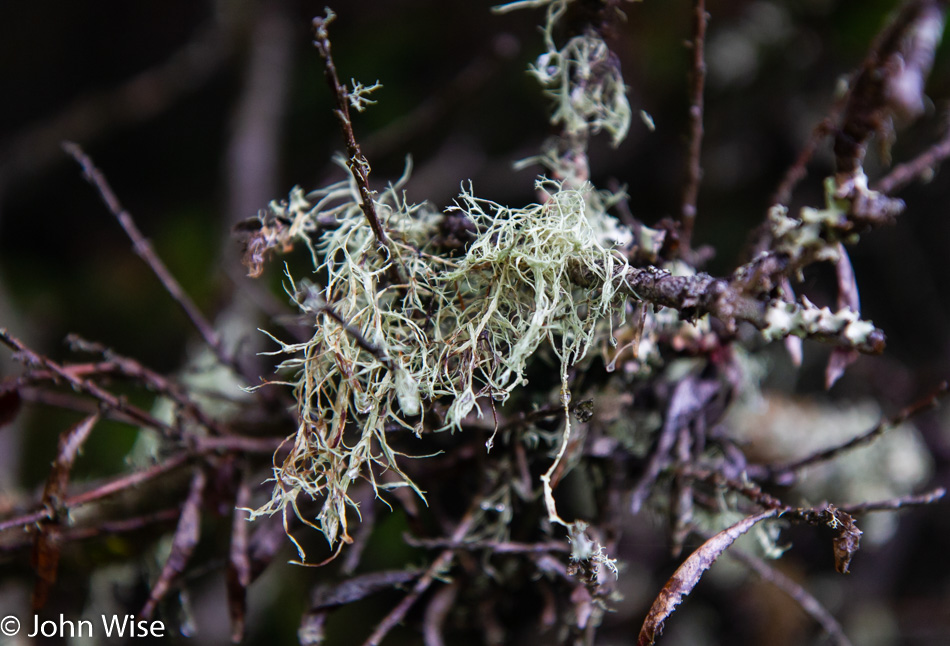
<box><xmin>679</xmin><ymin>0</ymin><xmax>708</xmax><ymax>253</ymax></box>
<box><xmin>62</xmin><ymin>143</ymin><xmax>240</xmax><ymax>374</ymax></box>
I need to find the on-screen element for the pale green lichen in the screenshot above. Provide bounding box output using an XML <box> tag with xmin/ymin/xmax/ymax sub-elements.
<box><xmin>248</xmin><ymin>159</ymin><xmax>633</xmax><ymax>552</ymax></box>
<box><xmin>761</xmin><ymin>296</ymin><xmax>877</xmax><ymax>346</ymax></box>
<box><xmin>496</xmin><ymin>0</ymin><xmax>633</xmax><ymax>147</ymax></box>
<box><xmin>346</xmin><ymin>79</ymin><xmax>382</xmax><ymax>113</ymax></box>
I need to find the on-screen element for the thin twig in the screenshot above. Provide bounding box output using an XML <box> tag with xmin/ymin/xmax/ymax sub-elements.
<box><xmin>0</xmin><ymin>509</ymin><xmax>182</xmax><ymax>553</ymax></box>
<box><xmin>0</xmin><ymin>328</ymin><xmax>175</xmax><ymax>435</ymax></box>
<box><xmin>839</xmin><ymin>487</ymin><xmax>946</xmax><ymax>514</ymax></box>
<box><xmin>679</xmin><ymin>0</ymin><xmax>708</xmax><ymax>253</ymax></box>
<box><xmin>771</xmin><ymin>116</ymin><xmax>838</xmax><ymax>206</ymax></box>
<box><xmin>874</xmin><ymin>115</ymin><xmax>950</xmax><ymax>194</ymax></box>
<box><xmin>311</xmin><ymin>11</ymin><xmax>405</xmax><ymax>286</ymax></box>
<box><xmin>362</xmin><ymin>505</ymin><xmax>477</xmax><ymax>646</ymax></box>
<box><xmin>62</xmin><ymin>142</ymin><xmax>240</xmax><ymax>374</ymax></box>
<box><xmin>404</xmin><ymin>536</ymin><xmax>569</xmax><ymax>554</ymax></box>
<box><xmin>65</xmin><ymin>335</ymin><xmax>232</xmax><ymax>436</ymax></box>
<box><xmin>0</xmin><ymin>452</ymin><xmax>190</xmax><ymax>533</ymax></box>
<box><xmin>317</xmin><ymin>300</ymin><xmax>393</xmax><ymax>369</ymax></box>
<box><xmin>726</xmin><ymin>546</ymin><xmax>854</xmax><ymax>646</ymax></box>
<box><xmin>422</xmin><ymin>581</ymin><xmax>459</xmax><ymax>646</ymax></box>
<box><xmin>765</xmin><ymin>381</ymin><xmax>949</xmax><ymax>479</ymax></box>
<box><xmin>141</xmin><ymin>467</ymin><xmax>207</xmax><ymax>618</ymax></box>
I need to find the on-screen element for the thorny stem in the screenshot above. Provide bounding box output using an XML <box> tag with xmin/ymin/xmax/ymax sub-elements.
<box><xmin>311</xmin><ymin>11</ymin><xmax>405</xmax><ymax>287</ymax></box>
<box><xmin>62</xmin><ymin>143</ymin><xmax>241</xmax><ymax>376</ymax></box>
<box><xmin>679</xmin><ymin>0</ymin><xmax>707</xmax><ymax>253</ymax></box>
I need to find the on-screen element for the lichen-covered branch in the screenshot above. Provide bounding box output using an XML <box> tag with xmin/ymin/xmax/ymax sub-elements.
<box><xmin>311</xmin><ymin>10</ymin><xmax>404</xmax><ymax>286</ymax></box>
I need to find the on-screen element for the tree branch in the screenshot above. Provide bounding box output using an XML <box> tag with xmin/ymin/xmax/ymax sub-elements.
<box><xmin>679</xmin><ymin>0</ymin><xmax>708</xmax><ymax>253</ymax></box>
<box><xmin>311</xmin><ymin>10</ymin><xmax>405</xmax><ymax>287</ymax></box>
<box><xmin>62</xmin><ymin>143</ymin><xmax>241</xmax><ymax>375</ymax></box>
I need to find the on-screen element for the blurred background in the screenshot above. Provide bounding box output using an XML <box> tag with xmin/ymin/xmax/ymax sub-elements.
<box><xmin>1</xmin><ymin>0</ymin><xmax>949</xmax><ymax>644</ymax></box>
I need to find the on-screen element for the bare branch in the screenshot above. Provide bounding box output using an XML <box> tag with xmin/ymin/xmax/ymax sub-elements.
<box><xmin>679</xmin><ymin>0</ymin><xmax>708</xmax><ymax>253</ymax></box>
<box><xmin>764</xmin><ymin>381</ymin><xmax>949</xmax><ymax>480</ymax></box>
<box><xmin>727</xmin><ymin>546</ymin><xmax>854</xmax><ymax>646</ymax></box>
<box><xmin>0</xmin><ymin>453</ymin><xmax>191</xmax><ymax>533</ymax></box>
<box><xmin>0</xmin><ymin>328</ymin><xmax>175</xmax><ymax>435</ymax></box>
<box><xmin>362</xmin><ymin>505</ymin><xmax>477</xmax><ymax>646</ymax></box>
<box><xmin>874</xmin><ymin>114</ymin><xmax>950</xmax><ymax>194</ymax></box>
<box><xmin>62</xmin><ymin>143</ymin><xmax>240</xmax><ymax>374</ymax></box>
<box><xmin>839</xmin><ymin>487</ymin><xmax>946</xmax><ymax>514</ymax></box>
<box><xmin>141</xmin><ymin>467</ymin><xmax>207</xmax><ymax>619</ymax></box>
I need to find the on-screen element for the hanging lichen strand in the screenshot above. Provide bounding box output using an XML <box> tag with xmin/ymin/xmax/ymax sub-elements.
<box><xmin>246</xmin><ymin>159</ymin><xmax>633</xmax><ymax>551</ymax></box>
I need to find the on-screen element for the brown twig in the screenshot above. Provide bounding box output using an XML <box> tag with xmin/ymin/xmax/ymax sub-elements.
<box><xmin>66</xmin><ymin>335</ymin><xmax>235</xmax><ymax>436</ymax></box>
<box><xmin>772</xmin><ymin>115</ymin><xmax>839</xmax><ymax>207</ymax></box>
<box><xmin>763</xmin><ymin>381</ymin><xmax>949</xmax><ymax>480</ymax></box>
<box><xmin>423</xmin><ymin>580</ymin><xmax>459</xmax><ymax>646</ymax></box>
<box><xmin>362</xmin><ymin>505</ymin><xmax>477</xmax><ymax>646</ymax></box>
<box><xmin>0</xmin><ymin>509</ymin><xmax>182</xmax><ymax>553</ymax></box>
<box><xmin>311</xmin><ymin>11</ymin><xmax>405</xmax><ymax>287</ymax></box>
<box><xmin>726</xmin><ymin>546</ymin><xmax>854</xmax><ymax>646</ymax></box>
<box><xmin>404</xmin><ymin>536</ymin><xmax>569</xmax><ymax>554</ymax></box>
<box><xmin>141</xmin><ymin>466</ymin><xmax>207</xmax><ymax>618</ymax></box>
<box><xmin>839</xmin><ymin>487</ymin><xmax>946</xmax><ymax>514</ymax></box>
<box><xmin>315</xmin><ymin>299</ymin><xmax>393</xmax><ymax>370</ymax></box>
<box><xmin>0</xmin><ymin>328</ymin><xmax>175</xmax><ymax>435</ymax></box>
<box><xmin>834</xmin><ymin>0</ymin><xmax>948</xmax><ymax>182</ymax></box>
<box><xmin>679</xmin><ymin>0</ymin><xmax>708</xmax><ymax>253</ymax></box>
<box><xmin>62</xmin><ymin>142</ymin><xmax>241</xmax><ymax>375</ymax></box>
<box><xmin>874</xmin><ymin>115</ymin><xmax>950</xmax><ymax>194</ymax></box>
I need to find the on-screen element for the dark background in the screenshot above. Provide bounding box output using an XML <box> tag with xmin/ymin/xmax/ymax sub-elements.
<box><xmin>1</xmin><ymin>1</ymin><xmax>949</xmax><ymax>644</ymax></box>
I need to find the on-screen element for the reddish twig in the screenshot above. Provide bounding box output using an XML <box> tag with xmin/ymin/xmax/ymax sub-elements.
<box><xmin>141</xmin><ymin>467</ymin><xmax>207</xmax><ymax>618</ymax></box>
<box><xmin>65</xmin><ymin>335</ymin><xmax>232</xmax><ymax>436</ymax></box>
<box><xmin>227</xmin><ymin>475</ymin><xmax>253</xmax><ymax>644</ymax></box>
<box><xmin>679</xmin><ymin>0</ymin><xmax>708</xmax><ymax>253</ymax></box>
<box><xmin>0</xmin><ymin>452</ymin><xmax>191</xmax><ymax>533</ymax></box>
<box><xmin>0</xmin><ymin>328</ymin><xmax>174</xmax><ymax>435</ymax></box>
<box><xmin>311</xmin><ymin>11</ymin><xmax>405</xmax><ymax>286</ymax></box>
<box><xmin>62</xmin><ymin>142</ymin><xmax>240</xmax><ymax>374</ymax></box>
<box><xmin>1</xmin><ymin>509</ymin><xmax>182</xmax><ymax>553</ymax></box>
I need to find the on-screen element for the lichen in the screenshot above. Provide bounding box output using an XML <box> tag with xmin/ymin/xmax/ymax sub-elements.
<box><xmin>248</xmin><ymin>160</ymin><xmax>634</xmax><ymax>552</ymax></box>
